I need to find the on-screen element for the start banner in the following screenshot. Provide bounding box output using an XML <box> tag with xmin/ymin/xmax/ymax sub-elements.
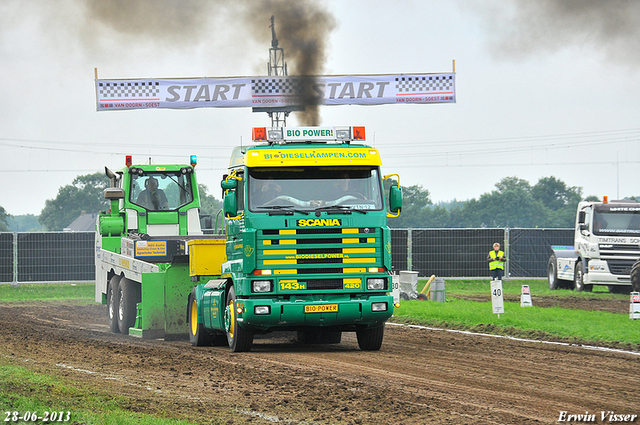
<box><xmin>95</xmin><ymin>73</ymin><xmax>455</xmax><ymax>111</ymax></box>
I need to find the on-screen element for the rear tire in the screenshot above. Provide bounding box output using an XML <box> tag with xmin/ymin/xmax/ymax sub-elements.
<box><xmin>225</xmin><ymin>286</ymin><xmax>253</xmax><ymax>352</ymax></box>
<box><xmin>356</xmin><ymin>325</ymin><xmax>385</xmax><ymax>351</ymax></box>
<box><xmin>107</xmin><ymin>275</ymin><xmax>121</xmax><ymax>333</ymax></box>
<box><xmin>188</xmin><ymin>289</ymin><xmax>212</xmax><ymax>346</ymax></box>
<box><xmin>548</xmin><ymin>254</ymin><xmax>559</xmax><ymax>290</ymax></box>
<box><xmin>117</xmin><ymin>278</ymin><xmax>140</xmax><ymax>335</ymax></box>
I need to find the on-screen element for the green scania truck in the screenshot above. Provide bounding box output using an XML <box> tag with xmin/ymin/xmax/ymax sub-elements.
<box><xmin>95</xmin><ymin>126</ymin><xmax>402</xmax><ymax>352</ymax></box>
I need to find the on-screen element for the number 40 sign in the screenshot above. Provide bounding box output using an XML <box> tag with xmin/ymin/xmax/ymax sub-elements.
<box><xmin>491</xmin><ymin>279</ymin><xmax>505</xmax><ymax>317</ymax></box>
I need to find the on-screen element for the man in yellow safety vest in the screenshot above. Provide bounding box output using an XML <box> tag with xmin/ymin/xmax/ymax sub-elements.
<box><xmin>487</xmin><ymin>242</ymin><xmax>506</xmax><ymax>281</ymax></box>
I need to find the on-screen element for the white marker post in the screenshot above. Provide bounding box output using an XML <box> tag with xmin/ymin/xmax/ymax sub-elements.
<box><xmin>491</xmin><ymin>279</ymin><xmax>505</xmax><ymax>317</ymax></box>
<box><xmin>630</xmin><ymin>292</ymin><xmax>640</xmax><ymax>320</ymax></box>
<box><xmin>520</xmin><ymin>285</ymin><xmax>533</xmax><ymax>307</ymax></box>
<box><xmin>391</xmin><ymin>274</ymin><xmax>400</xmax><ymax>306</ymax></box>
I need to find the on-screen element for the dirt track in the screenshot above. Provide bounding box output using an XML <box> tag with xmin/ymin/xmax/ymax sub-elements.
<box><xmin>1</xmin><ymin>302</ymin><xmax>639</xmax><ymax>424</ymax></box>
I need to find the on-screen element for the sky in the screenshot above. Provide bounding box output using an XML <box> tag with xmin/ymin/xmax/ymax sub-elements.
<box><xmin>2</xmin><ymin>0</ymin><xmax>640</xmax><ymax>217</ymax></box>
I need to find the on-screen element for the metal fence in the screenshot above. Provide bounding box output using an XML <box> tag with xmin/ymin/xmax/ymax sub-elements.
<box><xmin>0</xmin><ymin>229</ymin><xmax>573</xmax><ymax>284</ymax></box>
<box><xmin>391</xmin><ymin>228</ymin><xmax>573</xmax><ymax>278</ymax></box>
<box><xmin>0</xmin><ymin>232</ymin><xmax>95</xmax><ymax>284</ymax></box>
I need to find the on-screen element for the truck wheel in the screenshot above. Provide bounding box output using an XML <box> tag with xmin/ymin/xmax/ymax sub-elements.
<box><xmin>548</xmin><ymin>254</ymin><xmax>559</xmax><ymax>290</ymax></box>
<box><xmin>356</xmin><ymin>324</ymin><xmax>385</xmax><ymax>351</ymax></box>
<box><xmin>573</xmin><ymin>260</ymin><xmax>588</xmax><ymax>292</ymax></box>
<box><xmin>188</xmin><ymin>289</ymin><xmax>212</xmax><ymax>346</ymax></box>
<box><xmin>117</xmin><ymin>278</ymin><xmax>140</xmax><ymax>335</ymax></box>
<box><xmin>107</xmin><ymin>275</ymin><xmax>121</xmax><ymax>333</ymax></box>
<box><xmin>631</xmin><ymin>259</ymin><xmax>640</xmax><ymax>292</ymax></box>
<box><xmin>225</xmin><ymin>286</ymin><xmax>253</xmax><ymax>352</ymax></box>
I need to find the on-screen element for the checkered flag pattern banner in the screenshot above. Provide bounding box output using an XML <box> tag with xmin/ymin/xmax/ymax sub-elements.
<box><xmin>395</xmin><ymin>75</ymin><xmax>454</xmax><ymax>93</ymax></box>
<box><xmin>252</xmin><ymin>78</ymin><xmax>303</xmax><ymax>96</ymax></box>
<box><xmin>98</xmin><ymin>81</ymin><xmax>160</xmax><ymax>99</ymax></box>
<box><xmin>96</xmin><ymin>73</ymin><xmax>455</xmax><ymax>110</ymax></box>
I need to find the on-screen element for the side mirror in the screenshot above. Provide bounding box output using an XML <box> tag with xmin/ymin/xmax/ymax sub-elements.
<box><xmin>389</xmin><ymin>185</ymin><xmax>402</xmax><ymax>216</ymax></box>
<box><xmin>578</xmin><ymin>210</ymin><xmax>586</xmax><ymax>225</ymax></box>
<box><xmin>221</xmin><ymin>179</ymin><xmax>237</xmax><ymax>190</ymax></box>
<box><xmin>104</xmin><ymin>187</ymin><xmax>125</xmax><ymax>200</ymax></box>
<box><xmin>578</xmin><ymin>211</ymin><xmax>588</xmax><ymax>232</ymax></box>
<box><xmin>223</xmin><ymin>190</ymin><xmax>238</xmax><ymax>218</ymax></box>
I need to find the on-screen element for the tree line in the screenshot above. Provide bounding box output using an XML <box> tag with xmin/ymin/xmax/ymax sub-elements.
<box><xmin>386</xmin><ymin>175</ymin><xmax>596</xmax><ymax>228</ymax></box>
<box><xmin>0</xmin><ymin>172</ymin><xmax>602</xmax><ymax>232</ymax></box>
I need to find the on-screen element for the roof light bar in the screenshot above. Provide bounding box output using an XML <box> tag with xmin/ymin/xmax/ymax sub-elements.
<box><xmin>251</xmin><ymin>126</ymin><xmax>366</xmax><ymax>143</ymax></box>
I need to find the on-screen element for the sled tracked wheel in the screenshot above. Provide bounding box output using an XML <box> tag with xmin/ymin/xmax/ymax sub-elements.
<box><xmin>356</xmin><ymin>325</ymin><xmax>385</xmax><ymax>351</ymax></box>
<box><xmin>225</xmin><ymin>286</ymin><xmax>253</xmax><ymax>352</ymax></box>
<box><xmin>107</xmin><ymin>275</ymin><xmax>121</xmax><ymax>333</ymax></box>
<box><xmin>117</xmin><ymin>278</ymin><xmax>140</xmax><ymax>335</ymax></box>
<box><xmin>188</xmin><ymin>289</ymin><xmax>212</xmax><ymax>346</ymax></box>
<box><xmin>631</xmin><ymin>259</ymin><xmax>640</xmax><ymax>292</ymax></box>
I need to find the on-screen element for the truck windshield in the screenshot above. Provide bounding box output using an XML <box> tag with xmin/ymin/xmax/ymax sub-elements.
<box><xmin>592</xmin><ymin>205</ymin><xmax>640</xmax><ymax>235</ymax></box>
<box><xmin>247</xmin><ymin>166</ymin><xmax>383</xmax><ymax>212</ymax></box>
<box><xmin>130</xmin><ymin>172</ymin><xmax>194</xmax><ymax>211</ymax></box>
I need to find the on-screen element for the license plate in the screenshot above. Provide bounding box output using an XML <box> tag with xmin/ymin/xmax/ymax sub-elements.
<box><xmin>304</xmin><ymin>304</ymin><xmax>338</xmax><ymax>313</ymax></box>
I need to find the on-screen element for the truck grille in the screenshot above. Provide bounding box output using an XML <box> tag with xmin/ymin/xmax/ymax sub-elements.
<box><xmin>606</xmin><ymin>259</ymin><xmax>635</xmax><ymax>275</ymax></box>
<box><xmin>599</xmin><ymin>244</ymin><xmax>640</xmax><ymax>254</ymax></box>
<box><xmin>258</xmin><ymin>227</ymin><xmax>381</xmax><ymax>290</ymax></box>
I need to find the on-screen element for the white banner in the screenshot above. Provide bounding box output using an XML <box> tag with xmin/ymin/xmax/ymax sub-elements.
<box><xmin>95</xmin><ymin>73</ymin><xmax>455</xmax><ymax>111</ymax></box>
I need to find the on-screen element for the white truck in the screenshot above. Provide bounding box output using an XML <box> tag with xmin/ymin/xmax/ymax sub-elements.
<box><xmin>548</xmin><ymin>198</ymin><xmax>640</xmax><ymax>293</ymax></box>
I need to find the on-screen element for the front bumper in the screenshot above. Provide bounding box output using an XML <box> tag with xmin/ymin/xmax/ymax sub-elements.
<box><xmin>235</xmin><ymin>294</ymin><xmax>394</xmax><ymax>331</ymax></box>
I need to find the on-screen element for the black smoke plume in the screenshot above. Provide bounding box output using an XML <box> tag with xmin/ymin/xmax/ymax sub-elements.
<box><xmin>245</xmin><ymin>1</ymin><xmax>337</xmax><ymax>125</ymax></box>
<box><xmin>81</xmin><ymin>0</ymin><xmax>337</xmax><ymax>125</ymax></box>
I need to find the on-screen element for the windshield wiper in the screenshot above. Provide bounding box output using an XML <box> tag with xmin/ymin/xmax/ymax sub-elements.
<box><xmin>314</xmin><ymin>205</ymin><xmax>367</xmax><ymax>214</ymax></box>
<box><xmin>166</xmin><ymin>174</ymin><xmax>189</xmax><ymax>196</ymax></box>
<box><xmin>256</xmin><ymin>205</ymin><xmax>310</xmax><ymax>215</ymax></box>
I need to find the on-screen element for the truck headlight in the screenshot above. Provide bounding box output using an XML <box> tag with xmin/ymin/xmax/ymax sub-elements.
<box><xmin>252</xmin><ymin>280</ymin><xmax>273</xmax><ymax>293</ymax></box>
<box><xmin>254</xmin><ymin>306</ymin><xmax>271</xmax><ymax>315</ymax></box>
<box><xmin>367</xmin><ymin>278</ymin><xmax>386</xmax><ymax>291</ymax></box>
<box><xmin>371</xmin><ymin>302</ymin><xmax>388</xmax><ymax>312</ymax></box>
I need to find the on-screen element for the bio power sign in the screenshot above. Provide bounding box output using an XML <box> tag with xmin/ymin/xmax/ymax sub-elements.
<box><xmin>95</xmin><ymin>73</ymin><xmax>455</xmax><ymax>111</ymax></box>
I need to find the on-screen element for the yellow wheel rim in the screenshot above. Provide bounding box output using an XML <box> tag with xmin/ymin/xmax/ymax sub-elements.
<box><xmin>228</xmin><ymin>299</ymin><xmax>235</xmax><ymax>339</ymax></box>
<box><xmin>190</xmin><ymin>299</ymin><xmax>198</xmax><ymax>337</ymax></box>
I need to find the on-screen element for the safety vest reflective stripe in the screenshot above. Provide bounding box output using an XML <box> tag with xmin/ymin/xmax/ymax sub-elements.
<box><xmin>489</xmin><ymin>250</ymin><xmax>505</xmax><ymax>270</ymax></box>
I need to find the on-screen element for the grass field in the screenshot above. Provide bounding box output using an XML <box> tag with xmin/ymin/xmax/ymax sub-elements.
<box><xmin>391</xmin><ymin>278</ymin><xmax>640</xmax><ymax>349</ymax></box>
<box><xmin>0</xmin><ymin>364</ymin><xmax>199</xmax><ymax>425</ymax></box>
<box><xmin>422</xmin><ymin>278</ymin><xmax>619</xmax><ymax>298</ymax></box>
<box><xmin>0</xmin><ymin>282</ymin><xmax>94</xmax><ymax>302</ymax></box>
